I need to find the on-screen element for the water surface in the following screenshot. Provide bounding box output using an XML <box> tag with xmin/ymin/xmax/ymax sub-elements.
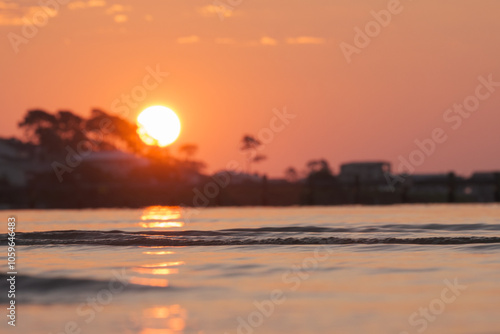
<box><xmin>1</xmin><ymin>204</ymin><xmax>499</xmax><ymax>334</ymax></box>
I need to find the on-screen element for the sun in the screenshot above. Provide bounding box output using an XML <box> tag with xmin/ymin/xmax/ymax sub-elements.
<box><xmin>137</xmin><ymin>106</ymin><xmax>181</xmax><ymax>147</ymax></box>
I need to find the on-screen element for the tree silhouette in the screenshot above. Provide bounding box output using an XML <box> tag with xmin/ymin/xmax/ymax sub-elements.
<box><xmin>306</xmin><ymin>160</ymin><xmax>320</xmax><ymax>174</ymax></box>
<box><xmin>306</xmin><ymin>159</ymin><xmax>332</xmax><ymax>175</ymax></box>
<box><xmin>178</xmin><ymin>143</ymin><xmax>198</xmax><ymax>161</ymax></box>
<box><xmin>285</xmin><ymin>166</ymin><xmax>298</xmax><ymax>182</ymax></box>
<box><xmin>177</xmin><ymin>143</ymin><xmax>205</xmax><ymax>175</ymax></box>
<box><xmin>240</xmin><ymin>135</ymin><xmax>266</xmax><ymax>174</ymax></box>
<box><xmin>86</xmin><ymin>109</ymin><xmax>144</xmax><ymax>153</ymax></box>
<box><xmin>19</xmin><ymin>109</ymin><xmax>86</xmax><ymax>155</ymax></box>
<box><xmin>18</xmin><ymin>109</ymin><xmax>148</xmax><ymax>158</ymax></box>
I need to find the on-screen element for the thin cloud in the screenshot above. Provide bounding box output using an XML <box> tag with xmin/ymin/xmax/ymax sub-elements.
<box><xmin>0</xmin><ymin>1</ymin><xmax>17</xmax><ymax>10</ymax></box>
<box><xmin>104</xmin><ymin>4</ymin><xmax>131</xmax><ymax>24</ymax></box>
<box><xmin>0</xmin><ymin>5</ymin><xmax>57</xmax><ymax>26</ymax></box>
<box><xmin>177</xmin><ymin>35</ymin><xmax>200</xmax><ymax>44</ymax></box>
<box><xmin>113</xmin><ymin>14</ymin><xmax>128</xmax><ymax>23</ymax></box>
<box><xmin>286</xmin><ymin>36</ymin><xmax>326</xmax><ymax>45</ymax></box>
<box><xmin>68</xmin><ymin>0</ymin><xmax>106</xmax><ymax>10</ymax></box>
<box><xmin>197</xmin><ymin>4</ymin><xmax>233</xmax><ymax>19</ymax></box>
<box><xmin>105</xmin><ymin>4</ymin><xmax>129</xmax><ymax>14</ymax></box>
<box><xmin>88</xmin><ymin>0</ymin><xmax>106</xmax><ymax>7</ymax></box>
<box><xmin>260</xmin><ymin>36</ymin><xmax>277</xmax><ymax>46</ymax></box>
<box><xmin>0</xmin><ymin>15</ymin><xmax>22</xmax><ymax>26</ymax></box>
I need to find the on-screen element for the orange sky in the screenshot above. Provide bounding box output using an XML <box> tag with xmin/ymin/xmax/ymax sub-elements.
<box><xmin>1</xmin><ymin>0</ymin><xmax>499</xmax><ymax>177</ymax></box>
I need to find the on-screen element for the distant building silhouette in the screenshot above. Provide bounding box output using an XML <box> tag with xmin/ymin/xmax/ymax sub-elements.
<box><xmin>338</xmin><ymin>161</ymin><xmax>391</xmax><ymax>184</ymax></box>
<box><xmin>0</xmin><ymin>138</ymin><xmax>47</xmax><ymax>187</ymax></box>
<box><xmin>2</xmin><ymin>136</ymin><xmax>500</xmax><ymax>208</ymax></box>
<box><xmin>407</xmin><ymin>173</ymin><xmax>451</xmax><ymax>194</ymax></box>
<box><xmin>469</xmin><ymin>172</ymin><xmax>499</xmax><ymax>202</ymax></box>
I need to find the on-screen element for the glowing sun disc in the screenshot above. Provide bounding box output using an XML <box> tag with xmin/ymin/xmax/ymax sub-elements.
<box><xmin>137</xmin><ymin>106</ymin><xmax>181</xmax><ymax>146</ymax></box>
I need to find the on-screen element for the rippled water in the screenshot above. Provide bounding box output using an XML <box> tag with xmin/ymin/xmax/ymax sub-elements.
<box><xmin>1</xmin><ymin>204</ymin><xmax>500</xmax><ymax>334</ymax></box>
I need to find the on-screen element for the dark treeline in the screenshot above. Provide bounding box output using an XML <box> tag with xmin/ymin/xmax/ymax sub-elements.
<box><xmin>1</xmin><ymin>109</ymin><xmax>499</xmax><ymax>209</ymax></box>
<box><xmin>1</xmin><ymin>109</ymin><xmax>206</xmax><ymax>208</ymax></box>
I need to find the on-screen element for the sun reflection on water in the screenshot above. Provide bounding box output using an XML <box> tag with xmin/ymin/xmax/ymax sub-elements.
<box><xmin>133</xmin><ymin>261</ymin><xmax>185</xmax><ymax>276</ymax></box>
<box><xmin>142</xmin><ymin>250</ymin><xmax>175</xmax><ymax>255</ymax></box>
<box><xmin>129</xmin><ymin>277</ymin><xmax>169</xmax><ymax>287</ymax></box>
<box><xmin>133</xmin><ymin>268</ymin><xmax>179</xmax><ymax>275</ymax></box>
<box><xmin>130</xmin><ymin>246</ymin><xmax>186</xmax><ymax>289</ymax></box>
<box><xmin>142</xmin><ymin>261</ymin><xmax>186</xmax><ymax>267</ymax></box>
<box><xmin>140</xmin><ymin>222</ymin><xmax>184</xmax><ymax>228</ymax></box>
<box><xmin>140</xmin><ymin>206</ymin><xmax>184</xmax><ymax>229</ymax></box>
<box><xmin>140</xmin><ymin>246</ymin><xmax>176</xmax><ymax>255</ymax></box>
<box><xmin>140</xmin><ymin>305</ymin><xmax>187</xmax><ymax>334</ymax></box>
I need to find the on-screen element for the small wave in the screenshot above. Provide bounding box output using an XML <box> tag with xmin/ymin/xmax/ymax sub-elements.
<box><xmin>225</xmin><ymin>223</ymin><xmax>500</xmax><ymax>233</ymax></box>
<box><xmin>3</xmin><ymin>229</ymin><xmax>500</xmax><ymax>246</ymax></box>
<box><xmin>0</xmin><ymin>273</ymin><xmax>170</xmax><ymax>303</ymax></box>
